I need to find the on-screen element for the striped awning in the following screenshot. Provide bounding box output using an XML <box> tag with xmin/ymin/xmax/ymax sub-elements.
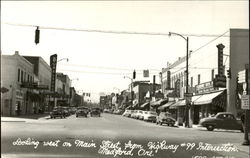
<box><xmin>193</xmin><ymin>91</ymin><xmax>224</xmax><ymax>105</ymax></box>
<box><xmin>169</xmin><ymin>100</ymin><xmax>186</xmax><ymax>109</ymax></box>
<box><xmin>158</xmin><ymin>101</ymin><xmax>175</xmax><ymax>110</ymax></box>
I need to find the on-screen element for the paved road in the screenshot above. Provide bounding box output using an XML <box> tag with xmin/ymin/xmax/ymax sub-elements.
<box><xmin>1</xmin><ymin>113</ymin><xmax>249</xmax><ymax>158</ymax></box>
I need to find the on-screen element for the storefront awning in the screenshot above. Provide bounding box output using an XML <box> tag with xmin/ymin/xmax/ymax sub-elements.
<box><xmin>193</xmin><ymin>90</ymin><xmax>224</xmax><ymax>105</ymax></box>
<box><xmin>169</xmin><ymin>100</ymin><xmax>186</xmax><ymax>109</ymax></box>
<box><xmin>158</xmin><ymin>101</ymin><xmax>175</xmax><ymax>110</ymax></box>
<box><xmin>150</xmin><ymin>98</ymin><xmax>168</xmax><ymax>107</ymax></box>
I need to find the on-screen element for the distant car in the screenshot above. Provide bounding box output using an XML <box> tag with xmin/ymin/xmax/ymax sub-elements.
<box><xmin>103</xmin><ymin>109</ymin><xmax>111</xmax><ymax>113</ymax></box>
<box><xmin>199</xmin><ymin>112</ymin><xmax>243</xmax><ymax>132</ymax></box>
<box><xmin>90</xmin><ymin>108</ymin><xmax>101</xmax><ymax>117</ymax></box>
<box><xmin>135</xmin><ymin>110</ymin><xmax>143</xmax><ymax>119</ymax></box>
<box><xmin>62</xmin><ymin>107</ymin><xmax>70</xmax><ymax>117</ymax></box>
<box><xmin>131</xmin><ymin>110</ymin><xmax>138</xmax><ymax>119</ymax></box>
<box><xmin>113</xmin><ymin>109</ymin><xmax>123</xmax><ymax>115</ymax></box>
<box><xmin>122</xmin><ymin>110</ymin><xmax>132</xmax><ymax>117</ymax></box>
<box><xmin>138</xmin><ymin>111</ymin><xmax>146</xmax><ymax>120</ymax></box>
<box><xmin>143</xmin><ymin>111</ymin><xmax>157</xmax><ymax>122</ymax></box>
<box><xmin>76</xmin><ymin>107</ymin><xmax>89</xmax><ymax>117</ymax></box>
<box><xmin>156</xmin><ymin>112</ymin><xmax>176</xmax><ymax>126</ymax></box>
<box><xmin>50</xmin><ymin>107</ymin><xmax>65</xmax><ymax>119</ymax></box>
<box><xmin>69</xmin><ymin>107</ymin><xmax>77</xmax><ymax>114</ymax></box>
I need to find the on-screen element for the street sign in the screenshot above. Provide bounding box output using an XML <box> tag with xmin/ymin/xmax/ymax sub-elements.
<box><xmin>238</xmin><ymin>70</ymin><xmax>246</xmax><ymax>83</ymax></box>
<box><xmin>241</xmin><ymin>95</ymin><xmax>249</xmax><ymax>110</ymax></box>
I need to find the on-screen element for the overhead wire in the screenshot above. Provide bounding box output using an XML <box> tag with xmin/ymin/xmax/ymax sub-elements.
<box><xmin>4</xmin><ymin>22</ymin><xmax>249</xmax><ymax>38</ymax></box>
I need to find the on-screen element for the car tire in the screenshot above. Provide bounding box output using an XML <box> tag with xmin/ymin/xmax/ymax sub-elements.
<box><xmin>160</xmin><ymin>122</ymin><xmax>163</xmax><ymax>126</ymax></box>
<box><xmin>207</xmin><ymin>125</ymin><xmax>215</xmax><ymax>131</ymax></box>
<box><xmin>76</xmin><ymin>115</ymin><xmax>78</xmax><ymax>117</ymax></box>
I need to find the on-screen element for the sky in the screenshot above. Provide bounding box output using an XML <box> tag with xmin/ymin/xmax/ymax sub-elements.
<box><xmin>1</xmin><ymin>1</ymin><xmax>249</xmax><ymax>102</ymax></box>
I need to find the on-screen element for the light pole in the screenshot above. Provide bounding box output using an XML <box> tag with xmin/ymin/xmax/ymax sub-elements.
<box><xmin>169</xmin><ymin>32</ymin><xmax>191</xmax><ymax>128</ymax></box>
<box><xmin>124</xmin><ymin>76</ymin><xmax>133</xmax><ymax>106</ymax></box>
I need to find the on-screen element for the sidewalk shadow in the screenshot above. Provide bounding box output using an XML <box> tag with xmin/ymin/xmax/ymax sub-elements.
<box><xmin>13</xmin><ymin>113</ymin><xmax>50</xmax><ymax>120</ymax></box>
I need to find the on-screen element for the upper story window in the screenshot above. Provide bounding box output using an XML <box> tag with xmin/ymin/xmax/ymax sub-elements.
<box><xmin>191</xmin><ymin>77</ymin><xmax>193</xmax><ymax>87</ymax></box>
<box><xmin>198</xmin><ymin>74</ymin><xmax>201</xmax><ymax>85</ymax></box>
<box><xmin>211</xmin><ymin>69</ymin><xmax>214</xmax><ymax>80</ymax></box>
<box><xmin>18</xmin><ymin>69</ymin><xmax>20</xmax><ymax>82</ymax></box>
<box><xmin>21</xmin><ymin>70</ymin><xmax>24</xmax><ymax>83</ymax></box>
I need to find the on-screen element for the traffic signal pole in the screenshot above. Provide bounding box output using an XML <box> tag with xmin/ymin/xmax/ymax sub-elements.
<box><xmin>242</xmin><ymin>67</ymin><xmax>249</xmax><ymax>145</ymax></box>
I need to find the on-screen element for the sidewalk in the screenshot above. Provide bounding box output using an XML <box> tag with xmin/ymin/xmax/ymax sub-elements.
<box><xmin>1</xmin><ymin>113</ymin><xmax>50</xmax><ymax>122</ymax></box>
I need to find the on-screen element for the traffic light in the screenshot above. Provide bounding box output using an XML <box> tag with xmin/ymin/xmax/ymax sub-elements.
<box><xmin>35</xmin><ymin>26</ymin><xmax>40</xmax><ymax>44</ymax></box>
<box><xmin>133</xmin><ymin>70</ymin><xmax>136</xmax><ymax>79</ymax></box>
<box><xmin>227</xmin><ymin>68</ymin><xmax>231</xmax><ymax>78</ymax></box>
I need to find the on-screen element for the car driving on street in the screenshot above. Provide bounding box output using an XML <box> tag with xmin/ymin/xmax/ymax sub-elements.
<box><xmin>156</xmin><ymin>112</ymin><xmax>176</xmax><ymax>126</ymax></box>
<box><xmin>50</xmin><ymin>107</ymin><xmax>65</xmax><ymax>119</ymax></box>
<box><xmin>90</xmin><ymin>108</ymin><xmax>101</xmax><ymax>117</ymax></box>
<box><xmin>76</xmin><ymin>107</ymin><xmax>89</xmax><ymax>117</ymax></box>
<box><xmin>199</xmin><ymin>112</ymin><xmax>244</xmax><ymax>132</ymax></box>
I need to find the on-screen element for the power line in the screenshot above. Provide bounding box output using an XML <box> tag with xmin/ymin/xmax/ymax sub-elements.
<box><xmin>190</xmin><ymin>30</ymin><xmax>230</xmax><ymax>55</ymax></box>
<box><xmin>59</xmin><ymin>63</ymin><xmax>161</xmax><ymax>72</ymax></box>
<box><xmin>4</xmin><ymin>22</ymin><xmax>249</xmax><ymax>38</ymax></box>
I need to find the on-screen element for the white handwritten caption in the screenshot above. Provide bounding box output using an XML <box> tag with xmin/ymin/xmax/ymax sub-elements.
<box><xmin>12</xmin><ymin>138</ymin><xmax>239</xmax><ymax>157</ymax></box>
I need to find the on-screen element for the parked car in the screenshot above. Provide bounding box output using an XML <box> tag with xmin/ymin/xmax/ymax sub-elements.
<box><xmin>90</xmin><ymin>108</ymin><xmax>101</xmax><ymax>117</ymax></box>
<box><xmin>122</xmin><ymin>110</ymin><xmax>132</xmax><ymax>117</ymax></box>
<box><xmin>62</xmin><ymin>107</ymin><xmax>70</xmax><ymax>117</ymax></box>
<box><xmin>103</xmin><ymin>109</ymin><xmax>112</xmax><ymax>113</ymax></box>
<box><xmin>131</xmin><ymin>110</ymin><xmax>138</xmax><ymax>119</ymax></box>
<box><xmin>138</xmin><ymin>111</ymin><xmax>147</xmax><ymax>120</ymax></box>
<box><xmin>50</xmin><ymin>107</ymin><xmax>65</xmax><ymax>119</ymax></box>
<box><xmin>156</xmin><ymin>112</ymin><xmax>176</xmax><ymax>126</ymax></box>
<box><xmin>143</xmin><ymin>111</ymin><xmax>157</xmax><ymax>122</ymax></box>
<box><xmin>76</xmin><ymin>107</ymin><xmax>89</xmax><ymax>117</ymax></box>
<box><xmin>113</xmin><ymin>109</ymin><xmax>123</xmax><ymax>115</ymax></box>
<box><xmin>135</xmin><ymin>110</ymin><xmax>143</xmax><ymax>119</ymax></box>
<box><xmin>69</xmin><ymin>107</ymin><xmax>77</xmax><ymax>114</ymax></box>
<box><xmin>199</xmin><ymin>112</ymin><xmax>243</xmax><ymax>132</ymax></box>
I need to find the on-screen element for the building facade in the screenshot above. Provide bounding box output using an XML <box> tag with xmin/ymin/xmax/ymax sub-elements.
<box><xmin>1</xmin><ymin>52</ymin><xmax>35</xmax><ymax>116</ymax></box>
<box><xmin>161</xmin><ymin>29</ymin><xmax>249</xmax><ymax>125</ymax></box>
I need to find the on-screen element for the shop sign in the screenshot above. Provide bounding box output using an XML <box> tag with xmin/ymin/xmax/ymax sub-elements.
<box><xmin>238</xmin><ymin>69</ymin><xmax>246</xmax><ymax>83</ymax></box>
<box><xmin>50</xmin><ymin>54</ymin><xmax>57</xmax><ymax>92</ymax></box>
<box><xmin>213</xmin><ymin>75</ymin><xmax>226</xmax><ymax>88</ymax></box>
<box><xmin>16</xmin><ymin>89</ymin><xmax>23</xmax><ymax>99</ymax></box>
<box><xmin>196</xmin><ymin>81</ymin><xmax>216</xmax><ymax>94</ymax></box>
<box><xmin>241</xmin><ymin>95</ymin><xmax>249</xmax><ymax>110</ymax></box>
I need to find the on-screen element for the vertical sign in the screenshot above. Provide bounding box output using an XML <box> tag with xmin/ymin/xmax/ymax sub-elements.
<box><xmin>175</xmin><ymin>79</ymin><xmax>180</xmax><ymax>97</ymax></box>
<box><xmin>167</xmin><ymin>71</ymin><xmax>171</xmax><ymax>89</ymax></box>
<box><xmin>217</xmin><ymin>43</ymin><xmax>225</xmax><ymax>76</ymax></box>
<box><xmin>153</xmin><ymin>75</ymin><xmax>156</xmax><ymax>97</ymax></box>
<box><xmin>50</xmin><ymin>54</ymin><xmax>57</xmax><ymax>92</ymax></box>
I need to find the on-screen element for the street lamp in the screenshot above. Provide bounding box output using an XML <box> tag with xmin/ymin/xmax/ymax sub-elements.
<box><xmin>57</xmin><ymin>58</ymin><xmax>69</xmax><ymax>63</ymax></box>
<box><xmin>124</xmin><ymin>76</ymin><xmax>134</xmax><ymax>106</ymax></box>
<box><xmin>169</xmin><ymin>32</ymin><xmax>191</xmax><ymax>128</ymax></box>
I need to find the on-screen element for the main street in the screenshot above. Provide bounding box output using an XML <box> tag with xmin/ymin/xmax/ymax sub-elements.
<box><xmin>1</xmin><ymin>113</ymin><xmax>249</xmax><ymax>158</ymax></box>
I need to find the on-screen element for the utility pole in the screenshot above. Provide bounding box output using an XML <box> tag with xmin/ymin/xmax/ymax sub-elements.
<box><xmin>169</xmin><ymin>32</ymin><xmax>191</xmax><ymax>128</ymax></box>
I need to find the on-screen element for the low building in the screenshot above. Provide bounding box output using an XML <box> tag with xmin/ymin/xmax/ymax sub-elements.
<box><xmin>1</xmin><ymin>52</ymin><xmax>35</xmax><ymax>116</ymax></box>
